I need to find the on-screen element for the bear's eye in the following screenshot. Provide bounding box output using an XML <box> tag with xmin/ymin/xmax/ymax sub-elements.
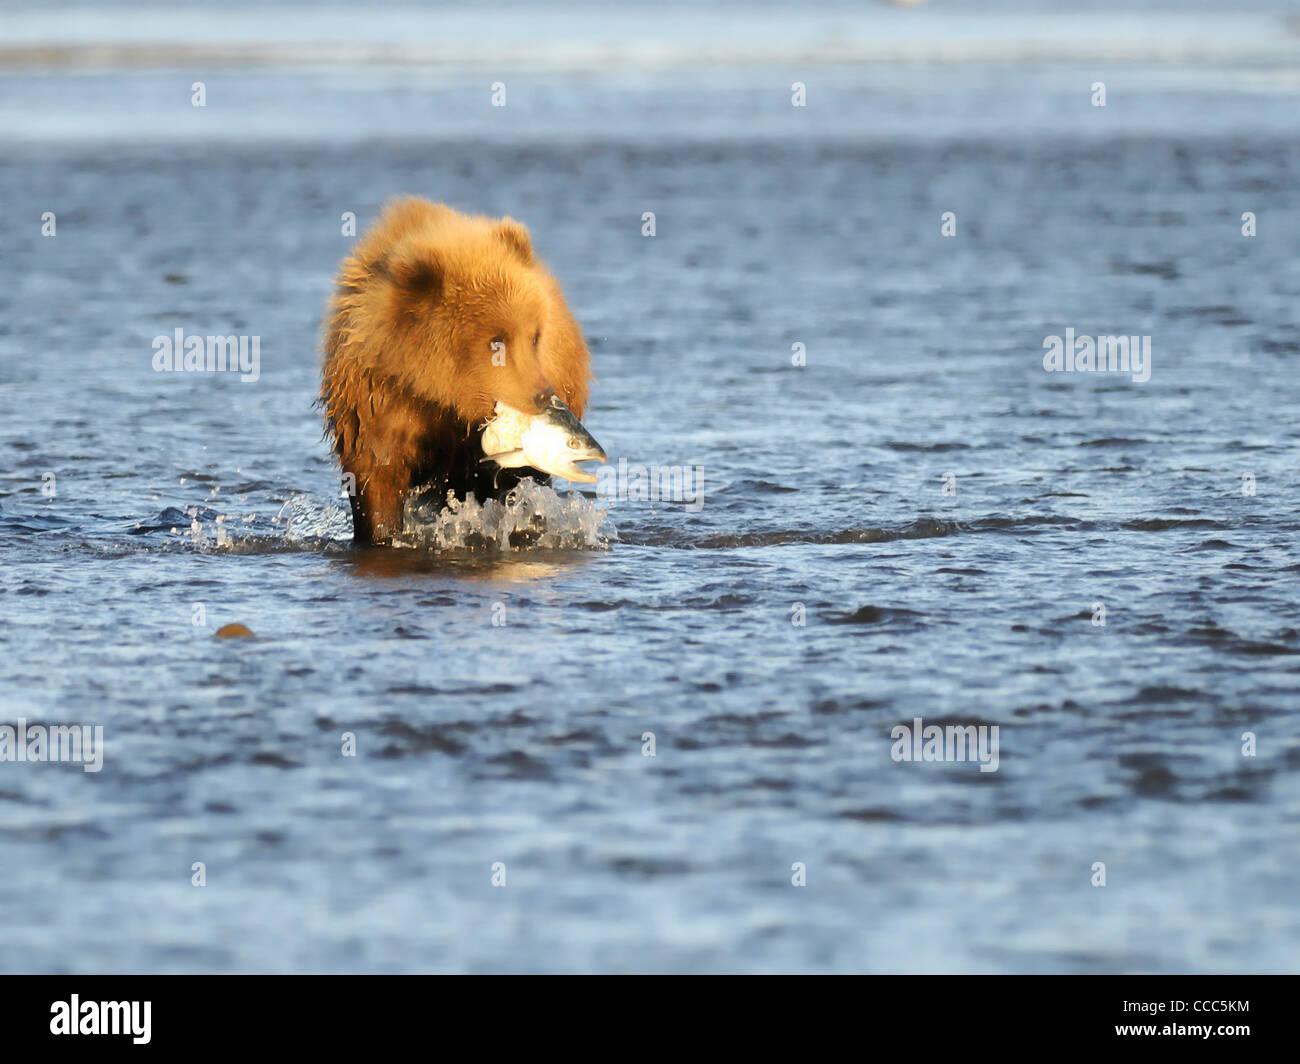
<box><xmin>489</xmin><ymin>335</ymin><xmax>505</xmax><ymax>351</ymax></box>
<box><xmin>532</xmin><ymin>330</ymin><xmax>541</xmax><ymax>348</ymax></box>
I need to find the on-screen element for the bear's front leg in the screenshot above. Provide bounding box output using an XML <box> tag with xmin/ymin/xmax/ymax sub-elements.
<box><xmin>347</xmin><ymin>460</ymin><xmax>409</xmax><ymax>545</ymax></box>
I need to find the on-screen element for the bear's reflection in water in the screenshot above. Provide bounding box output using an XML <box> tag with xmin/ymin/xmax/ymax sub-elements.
<box><xmin>340</xmin><ymin>548</ymin><xmax>590</xmax><ymax>584</ymax></box>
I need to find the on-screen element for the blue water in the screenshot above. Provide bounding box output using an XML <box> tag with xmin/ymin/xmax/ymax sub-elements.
<box><xmin>1</xmin><ymin>1</ymin><xmax>1298</xmax><ymax>973</ymax></box>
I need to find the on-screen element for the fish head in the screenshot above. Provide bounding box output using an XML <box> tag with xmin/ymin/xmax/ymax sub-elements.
<box><xmin>521</xmin><ymin>392</ymin><xmax>607</xmax><ymax>482</ymax></box>
<box><xmin>481</xmin><ymin>390</ymin><xmax>606</xmax><ymax>483</ymax></box>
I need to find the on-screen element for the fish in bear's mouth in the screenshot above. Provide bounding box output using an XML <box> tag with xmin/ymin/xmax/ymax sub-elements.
<box><xmin>480</xmin><ymin>392</ymin><xmax>607</xmax><ymax>484</ymax></box>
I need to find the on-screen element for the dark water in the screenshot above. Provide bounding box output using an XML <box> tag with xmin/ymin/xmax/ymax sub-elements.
<box><xmin>1</xmin><ymin>2</ymin><xmax>1299</xmax><ymax>972</ymax></box>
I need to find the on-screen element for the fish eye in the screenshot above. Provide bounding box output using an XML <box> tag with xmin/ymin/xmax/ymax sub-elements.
<box><xmin>566</xmin><ymin>436</ymin><xmax>582</xmax><ymax>450</ymax></box>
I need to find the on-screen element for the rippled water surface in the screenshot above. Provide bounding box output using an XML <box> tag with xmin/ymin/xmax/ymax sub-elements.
<box><xmin>1</xmin><ymin>1</ymin><xmax>1299</xmax><ymax>973</ymax></box>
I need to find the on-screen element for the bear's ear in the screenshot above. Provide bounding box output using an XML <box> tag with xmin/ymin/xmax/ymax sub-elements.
<box><xmin>497</xmin><ymin>218</ymin><xmax>534</xmax><ymax>264</ymax></box>
<box><xmin>381</xmin><ymin>242</ymin><xmax>445</xmax><ymax>297</ymax></box>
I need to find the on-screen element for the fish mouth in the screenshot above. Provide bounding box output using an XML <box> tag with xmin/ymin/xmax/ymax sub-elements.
<box><xmin>481</xmin><ymin>392</ymin><xmax>606</xmax><ymax>484</ymax></box>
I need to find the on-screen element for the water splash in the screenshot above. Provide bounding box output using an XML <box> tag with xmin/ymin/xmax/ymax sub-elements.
<box><xmin>149</xmin><ymin>497</ymin><xmax>352</xmax><ymax>551</ymax></box>
<box><xmin>400</xmin><ymin>478</ymin><xmax>614</xmax><ymax>552</ymax></box>
<box><xmin>278</xmin><ymin>494</ymin><xmax>354</xmax><ymax>544</ymax></box>
<box><xmin>146</xmin><ymin>485</ymin><xmax>609</xmax><ymax>553</ymax></box>
<box><xmin>170</xmin><ymin>505</ymin><xmax>266</xmax><ymax>550</ymax></box>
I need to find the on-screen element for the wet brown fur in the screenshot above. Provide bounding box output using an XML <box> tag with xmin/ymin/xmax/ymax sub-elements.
<box><xmin>321</xmin><ymin>197</ymin><xmax>592</xmax><ymax>544</ymax></box>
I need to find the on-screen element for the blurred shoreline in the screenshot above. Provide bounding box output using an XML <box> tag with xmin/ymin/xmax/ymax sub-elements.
<box><xmin>1</xmin><ymin>5</ymin><xmax>1297</xmax><ymax>146</ymax></box>
<box><xmin>2</xmin><ymin>7</ymin><xmax>1299</xmax><ymax>72</ymax></box>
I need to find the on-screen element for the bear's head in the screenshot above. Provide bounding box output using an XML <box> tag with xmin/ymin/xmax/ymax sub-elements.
<box><xmin>375</xmin><ymin>215</ymin><xmax>568</xmax><ymax>425</ymax></box>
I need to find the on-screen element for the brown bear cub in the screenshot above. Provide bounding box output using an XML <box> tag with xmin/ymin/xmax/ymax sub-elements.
<box><xmin>321</xmin><ymin>197</ymin><xmax>598</xmax><ymax>545</ymax></box>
